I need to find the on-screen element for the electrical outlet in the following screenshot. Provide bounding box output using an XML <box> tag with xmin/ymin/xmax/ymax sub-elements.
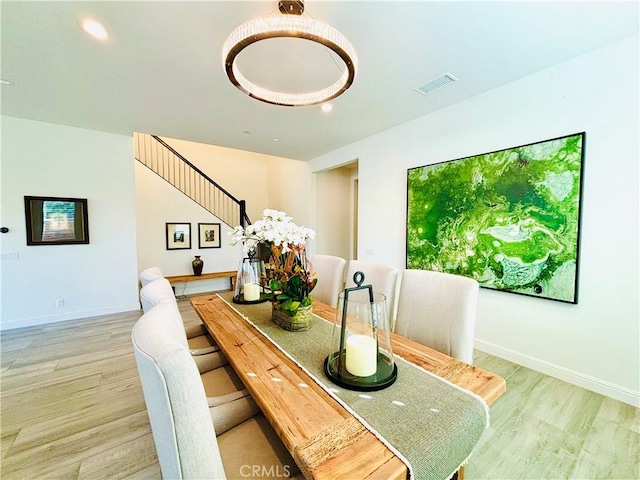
<box><xmin>56</xmin><ymin>298</ymin><xmax>65</xmax><ymax>308</ymax></box>
<box><xmin>366</xmin><ymin>247</ymin><xmax>375</xmax><ymax>255</ymax></box>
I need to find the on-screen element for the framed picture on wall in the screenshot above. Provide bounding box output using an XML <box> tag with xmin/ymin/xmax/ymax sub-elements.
<box><xmin>24</xmin><ymin>196</ymin><xmax>90</xmax><ymax>246</ymax></box>
<box><xmin>198</xmin><ymin>223</ymin><xmax>221</xmax><ymax>249</ymax></box>
<box><xmin>166</xmin><ymin>223</ymin><xmax>191</xmax><ymax>250</ymax></box>
<box><xmin>406</xmin><ymin>132</ymin><xmax>585</xmax><ymax>304</ymax></box>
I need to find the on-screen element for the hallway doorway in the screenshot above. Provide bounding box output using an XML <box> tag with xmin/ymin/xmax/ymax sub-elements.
<box><xmin>314</xmin><ymin>160</ymin><xmax>358</xmax><ymax>262</ymax></box>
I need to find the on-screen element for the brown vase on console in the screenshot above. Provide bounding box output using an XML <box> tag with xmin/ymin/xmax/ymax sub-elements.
<box><xmin>192</xmin><ymin>256</ymin><xmax>204</xmax><ymax>276</ymax></box>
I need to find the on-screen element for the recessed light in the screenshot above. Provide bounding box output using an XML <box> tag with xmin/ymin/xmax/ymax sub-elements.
<box><xmin>0</xmin><ymin>79</ymin><xmax>12</xmax><ymax>85</ymax></box>
<box><xmin>271</xmin><ymin>137</ymin><xmax>280</xmax><ymax>142</ymax></box>
<box><xmin>80</xmin><ymin>19</ymin><xmax>109</xmax><ymax>40</ymax></box>
<box><xmin>320</xmin><ymin>103</ymin><xmax>333</xmax><ymax>113</ymax></box>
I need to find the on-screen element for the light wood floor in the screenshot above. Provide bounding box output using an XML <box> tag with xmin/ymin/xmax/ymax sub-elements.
<box><xmin>1</xmin><ymin>297</ymin><xmax>638</xmax><ymax>479</ymax></box>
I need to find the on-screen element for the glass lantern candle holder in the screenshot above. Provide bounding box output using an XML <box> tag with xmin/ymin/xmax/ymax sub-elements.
<box><xmin>324</xmin><ymin>272</ymin><xmax>397</xmax><ymax>391</ymax></box>
<box><xmin>233</xmin><ymin>255</ymin><xmax>268</xmax><ymax>304</ymax></box>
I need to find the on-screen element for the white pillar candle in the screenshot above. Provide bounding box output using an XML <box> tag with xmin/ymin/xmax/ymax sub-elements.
<box><xmin>243</xmin><ymin>282</ymin><xmax>260</xmax><ymax>301</ymax></box>
<box><xmin>345</xmin><ymin>334</ymin><xmax>377</xmax><ymax>377</ymax></box>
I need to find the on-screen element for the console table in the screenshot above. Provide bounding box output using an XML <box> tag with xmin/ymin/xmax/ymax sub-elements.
<box><xmin>165</xmin><ymin>271</ymin><xmax>236</xmax><ymax>291</ymax></box>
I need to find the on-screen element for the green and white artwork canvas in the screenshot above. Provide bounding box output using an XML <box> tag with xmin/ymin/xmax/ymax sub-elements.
<box><xmin>406</xmin><ymin>133</ymin><xmax>585</xmax><ymax>304</ymax></box>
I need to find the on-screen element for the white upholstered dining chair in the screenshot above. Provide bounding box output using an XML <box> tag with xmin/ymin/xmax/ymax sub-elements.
<box><xmin>140</xmin><ymin>280</ymin><xmax>234</xmax><ymax>382</ymax></box>
<box><xmin>132</xmin><ymin>305</ymin><xmax>300</xmax><ymax>479</ymax></box>
<box><xmin>395</xmin><ymin>269</ymin><xmax>479</xmax><ymax>364</ymax></box>
<box><xmin>140</xmin><ymin>277</ymin><xmax>219</xmax><ymax>355</ymax></box>
<box><xmin>139</xmin><ymin>277</ymin><xmax>175</xmax><ymax>313</ymax></box>
<box><xmin>139</xmin><ymin>267</ymin><xmax>210</xmax><ymax>340</ymax></box>
<box><xmin>345</xmin><ymin>260</ymin><xmax>399</xmax><ymax>323</ymax></box>
<box><xmin>139</xmin><ymin>266</ymin><xmax>164</xmax><ymax>287</ymax></box>
<box><xmin>310</xmin><ymin>254</ymin><xmax>347</xmax><ymax>307</ymax></box>
<box><xmin>135</xmin><ymin>302</ymin><xmax>257</xmax><ymax>427</ymax></box>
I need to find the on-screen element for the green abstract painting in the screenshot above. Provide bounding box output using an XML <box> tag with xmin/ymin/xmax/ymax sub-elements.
<box><xmin>406</xmin><ymin>133</ymin><xmax>585</xmax><ymax>304</ymax></box>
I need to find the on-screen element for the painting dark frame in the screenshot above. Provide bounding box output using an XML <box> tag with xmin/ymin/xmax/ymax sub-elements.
<box><xmin>24</xmin><ymin>196</ymin><xmax>89</xmax><ymax>246</ymax></box>
<box><xmin>166</xmin><ymin>222</ymin><xmax>192</xmax><ymax>250</ymax></box>
<box><xmin>406</xmin><ymin>132</ymin><xmax>585</xmax><ymax>304</ymax></box>
<box><xmin>198</xmin><ymin>223</ymin><xmax>221</xmax><ymax>249</ymax></box>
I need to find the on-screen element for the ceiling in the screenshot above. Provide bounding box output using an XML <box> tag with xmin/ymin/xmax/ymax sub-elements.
<box><xmin>1</xmin><ymin>1</ymin><xmax>638</xmax><ymax>161</ymax></box>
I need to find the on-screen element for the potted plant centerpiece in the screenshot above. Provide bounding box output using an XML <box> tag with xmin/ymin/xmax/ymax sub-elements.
<box><xmin>230</xmin><ymin>209</ymin><xmax>317</xmax><ymax>331</ymax></box>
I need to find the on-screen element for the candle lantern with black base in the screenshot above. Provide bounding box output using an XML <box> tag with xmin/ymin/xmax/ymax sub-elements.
<box><xmin>233</xmin><ymin>249</ymin><xmax>268</xmax><ymax>304</ymax></box>
<box><xmin>324</xmin><ymin>272</ymin><xmax>397</xmax><ymax>391</ymax></box>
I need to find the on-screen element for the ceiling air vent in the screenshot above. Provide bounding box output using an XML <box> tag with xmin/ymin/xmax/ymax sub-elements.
<box><xmin>415</xmin><ymin>73</ymin><xmax>459</xmax><ymax>96</ymax></box>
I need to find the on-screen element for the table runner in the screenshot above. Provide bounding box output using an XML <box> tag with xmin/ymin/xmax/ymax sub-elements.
<box><xmin>217</xmin><ymin>292</ymin><xmax>488</xmax><ymax>480</ymax></box>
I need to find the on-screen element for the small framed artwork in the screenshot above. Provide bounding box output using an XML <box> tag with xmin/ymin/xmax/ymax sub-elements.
<box><xmin>166</xmin><ymin>223</ymin><xmax>191</xmax><ymax>250</ymax></box>
<box><xmin>24</xmin><ymin>196</ymin><xmax>90</xmax><ymax>246</ymax></box>
<box><xmin>199</xmin><ymin>223</ymin><xmax>221</xmax><ymax>249</ymax></box>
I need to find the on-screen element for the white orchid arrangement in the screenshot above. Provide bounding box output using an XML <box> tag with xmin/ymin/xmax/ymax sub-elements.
<box><xmin>230</xmin><ymin>209</ymin><xmax>317</xmax><ymax>317</ymax></box>
<box><xmin>229</xmin><ymin>209</ymin><xmax>316</xmax><ymax>253</ymax></box>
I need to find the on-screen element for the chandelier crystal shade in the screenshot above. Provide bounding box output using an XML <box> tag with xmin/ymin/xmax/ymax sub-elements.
<box><xmin>222</xmin><ymin>10</ymin><xmax>358</xmax><ymax>107</ymax></box>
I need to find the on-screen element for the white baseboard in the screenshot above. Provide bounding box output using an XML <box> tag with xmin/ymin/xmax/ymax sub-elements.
<box><xmin>475</xmin><ymin>339</ymin><xmax>640</xmax><ymax>408</ymax></box>
<box><xmin>0</xmin><ymin>303</ymin><xmax>142</xmax><ymax>332</ymax></box>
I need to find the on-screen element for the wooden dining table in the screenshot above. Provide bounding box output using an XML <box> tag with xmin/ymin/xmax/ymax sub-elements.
<box><xmin>191</xmin><ymin>293</ymin><xmax>506</xmax><ymax>480</ymax></box>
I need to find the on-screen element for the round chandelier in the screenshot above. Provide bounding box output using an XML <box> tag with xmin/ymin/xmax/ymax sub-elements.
<box><xmin>222</xmin><ymin>0</ymin><xmax>358</xmax><ymax>107</ymax></box>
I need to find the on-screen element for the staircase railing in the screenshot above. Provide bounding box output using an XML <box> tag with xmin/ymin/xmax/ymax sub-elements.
<box><xmin>134</xmin><ymin>133</ymin><xmax>250</xmax><ymax>228</ymax></box>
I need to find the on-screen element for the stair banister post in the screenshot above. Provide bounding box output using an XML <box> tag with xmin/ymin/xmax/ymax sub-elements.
<box><xmin>240</xmin><ymin>200</ymin><xmax>248</xmax><ymax>228</ymax></box>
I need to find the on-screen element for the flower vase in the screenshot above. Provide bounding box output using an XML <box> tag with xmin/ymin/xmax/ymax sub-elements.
<box><xmin>192</xmin><ymin>256</ymin><xmax>204</xmax><ymax>276</ymax></box>
<box><xmin>272</xmin><ymin>302</ymin><xmax>313</xmax><ymax>331</ymax></box>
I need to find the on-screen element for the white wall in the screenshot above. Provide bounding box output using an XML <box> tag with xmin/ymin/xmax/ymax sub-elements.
<box><xmin>1</xmin><ymin>117</ymin><xmax>140</xmax><ymax>330</ymax></box>
<box><xmin>135</xmin><ymin>135</ymin><xmax>312</xmax><ymax>295</ymax></box>
<box><xmin>309</xmin><ymin>35</ymin><xmax>640</xmax><ymax>406</ymax></box>
<box><xmin>157</xmin><ymin>136</ymin><xmax>270</xmax><ymax>222</ymax></box>
<box><xmin>134</xmin><ymin>161</ymin><xmax>243</xmax><ymax>294</ymax></box>
<box><xmin>157</xmin><ymin>136</ymin><xmax>312</xmax><ymax>227</ymax></box>
<box><xmin>0</xmin><ymin>120</ymin><xmax>314</xmax><ymax>326</ymax></box>
<box><xmin>265</xmin><ymin>155</ymin><xmax>312</xmax><ymax>228</ymax></box>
